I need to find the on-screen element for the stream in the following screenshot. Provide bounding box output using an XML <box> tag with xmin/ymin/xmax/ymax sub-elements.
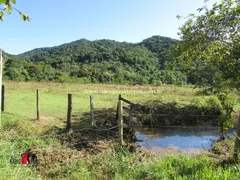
<box><xmin>136</xmin><ymin>126</ymin><xmax>235</xmax><ymax>150</ymax></box>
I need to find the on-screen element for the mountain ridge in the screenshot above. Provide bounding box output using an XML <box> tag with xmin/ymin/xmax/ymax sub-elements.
<box><xmin>4</xmin><ymin>35</ymin><xmax>186</xmax><ymax>85</ymax></box>
<box><xmin>17</xmin><ymin>35</ymin><xmax>177</xmax><ymax>58</ymax></box>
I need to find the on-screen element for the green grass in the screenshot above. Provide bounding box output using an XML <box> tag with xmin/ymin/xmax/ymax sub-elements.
<box><xmin>4</xmin><ymin>81</ymin><xmax>196</xmax><ymax>119</ymax></box>
<box><xmin>0</xmin><ymin>81</ymin><xmax>239</xmax><ymax>179</ymax></box>
<box><xmin>1</xmin><ymin>136</ymin><xmax>239</xmax><ymax>180</ymax></box>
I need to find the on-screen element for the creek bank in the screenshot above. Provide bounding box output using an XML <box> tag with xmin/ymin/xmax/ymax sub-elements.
<box><xmin>134</xmin><ymin>99</ymin><xmax>222</xmax><ymax>126</ymax></box>
<box><xmin>138</xmin><ymin>137</ymin><xmax>239</xmax><ymax>165</ymax></box>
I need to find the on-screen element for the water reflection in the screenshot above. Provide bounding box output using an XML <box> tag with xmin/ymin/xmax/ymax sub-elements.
<box><xmin>136</xmin><ymin>126</ymin><xmax>235</xmax><ymax>149</ymax></box>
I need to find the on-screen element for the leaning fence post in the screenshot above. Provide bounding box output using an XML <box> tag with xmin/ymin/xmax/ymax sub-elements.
<box><xmin>90</xmin><ymin>96</ymin><xmax>95</xmax><ymax>127</ymax></box>
<box><xmin>66</xmin><ymin>94</ymin><xmax>72</xmax><ymax>131</ymax></box>
<box><xmin>36</xmin><ymin>89</ymin><xmax>40</xmax><ymax>120</ymax></box>
<box><xmin>1</xmin><ymin>85</ymin><xmax>5</xmax><ymax>112</ymax></box>
<box><xmin>118</xmin><ymin>99</ymin><xmax>123</xmax><ymax>145</ymax></box>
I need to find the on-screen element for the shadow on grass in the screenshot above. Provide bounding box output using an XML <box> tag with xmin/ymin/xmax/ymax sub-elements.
<box><xmin>42</xmin><ymin>106</ymin><xmax>138</xmax><ymax>152</ymax></box>
<box><xmin>42</xmin><ymin>108</ymin><xmax>119</xmax><ymax>151</ymax></box>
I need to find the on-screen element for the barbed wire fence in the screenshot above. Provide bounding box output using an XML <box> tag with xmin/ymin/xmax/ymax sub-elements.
<box><xmin>0</xmin><ymin>90</ymin><xmax>229</xmax><ymax>164</ymax></box>
<box><xmin>0</xmin><ymin>90</ymin><xmax>123</xmax><ymax>162</ymax></box>
<box><xmin>115</xmin><ymin>94</ymin><xmax>230</xmax><ymax>150</ymax></box>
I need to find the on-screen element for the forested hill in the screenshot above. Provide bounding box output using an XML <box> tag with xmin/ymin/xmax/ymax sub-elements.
<box><xmin>140</xmin><ymin>36</ymin><xmax>178</xmax><ymax>55</ymax></box>
<box><xmin>18</xmin><ymin>38</ymin><xmax>90</xmax><ymax>59</ymax></box>
<box><xmin>4</xmin><ymin>35</ymin><xmax>186</xmax><ymax>84</ymax></box>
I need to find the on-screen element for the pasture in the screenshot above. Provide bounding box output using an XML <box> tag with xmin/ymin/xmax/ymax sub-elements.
<box><xmin>0</xmin><ymin>81</ymin><xmax>239</xmax><ymax>179</ymax></box>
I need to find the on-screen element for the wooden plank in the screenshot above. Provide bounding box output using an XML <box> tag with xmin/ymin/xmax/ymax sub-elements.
<box><xmin>66</xmin><ymin>94</ymin><xmax>72</xmax><ymax>131</ymax></box>
<box><xmin>119</xmin><ymin>96</ymin><xmax>133</xmax><ymax>105</ymax></box>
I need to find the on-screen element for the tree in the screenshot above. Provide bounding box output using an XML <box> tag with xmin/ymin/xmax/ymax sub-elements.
<box><xmin>174</xmin><ymin>0</ymin><xmax>239</xmax><ymax>157</ymax></box>
<box><xmin>175</xmin><ymin>0</ymin><xmax>239</xmax><ymax>91</ymax></box>
<box><xmin>0</xmin><ymin>0</ymin><xmax>30</xmax><ymax>21</ymax></box>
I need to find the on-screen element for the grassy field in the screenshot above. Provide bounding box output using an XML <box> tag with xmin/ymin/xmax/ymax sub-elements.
<box><xmin>0</xmin><ymin>81</ymin><xmax>240</xmax><ymax>179</ymax></box>
<box><xmin>4</xmin><ymin>81</ymin><xmax>197</xmax><ymax>119</ymax></box>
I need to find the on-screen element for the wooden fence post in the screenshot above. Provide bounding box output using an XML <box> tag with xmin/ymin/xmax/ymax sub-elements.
<box><xmin>36</xmin><ymin>89</ymin><xmax>40</xmax><ymax>120</ymax></box>
<box><xmin>1</xmin><ymin>85</ymin><xmax>5</xmax><ymax>112</ymax></box>
<box><xmin>90</xmin><ymin>96</ymin><xmax>95</xmax><ymax>127</ymax></box>
<box><xmin>118</xmin><ymin>99</ymin><xmax>123</xmax><ymax>145</ymax></box>
<box><xmin>115</xmin><ymin>94</ymin><xmax>121</xmax><ymax>121</ymax></box>
<box><xmin>118</xmin><ymin>94</ymin><xmax>121</xmax><ymax>101</ymax></box>
<box><xmin>66</xmin><ymin>94</ymin><xmax>72</xmax><ymax>131</ymax></box>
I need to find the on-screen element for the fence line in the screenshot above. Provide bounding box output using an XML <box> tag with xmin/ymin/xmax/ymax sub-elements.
<box><xmin>132</xmin><ymin>125</ymin><xmax>223</xmax><ymax>128</ymax></box>
<box><xmin>122</xmin><ymin>113</ymin><xmax>220</xmax><ymax>118</ymax></box>
<box><xmin>1</xmin><ymin>90</ymin><xmax>224</xmax><ymax>154</ymax></box>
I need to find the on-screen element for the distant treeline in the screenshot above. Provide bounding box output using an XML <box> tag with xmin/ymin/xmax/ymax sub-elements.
<box><xmin>3</xmin><ymin>36</ymin><xmax>188</xmax><ymax>85</ymax></box>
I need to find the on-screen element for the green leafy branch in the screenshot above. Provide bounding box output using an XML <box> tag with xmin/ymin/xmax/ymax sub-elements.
<box><xmin>0</xmin><ymin>0</ymin><xmax>30</xmax><ymax>21</ymax></box>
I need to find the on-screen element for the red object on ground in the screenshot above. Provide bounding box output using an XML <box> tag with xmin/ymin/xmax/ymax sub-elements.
<box><xmin>21</xmin><ymin>152</ymin><xmax>28</xmax><ymax>164</ymax></box>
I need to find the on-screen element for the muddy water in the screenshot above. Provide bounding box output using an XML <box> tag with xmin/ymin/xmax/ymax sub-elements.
<box><xmin>136</xmin><ymin>126</ymin><xmax>235</xmax><ymax>150</ymax></box>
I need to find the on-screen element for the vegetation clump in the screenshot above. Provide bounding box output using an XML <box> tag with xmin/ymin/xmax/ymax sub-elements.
<box><xmin>136</xmin><ymin>97</ymin><xmax>224</xmax><ymax>126</ymax></box>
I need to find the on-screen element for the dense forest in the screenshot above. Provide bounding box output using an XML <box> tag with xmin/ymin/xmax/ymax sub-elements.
<box><xmin>3</xmin><ymin>35</ymin><xmax>188</xmax><ymax>85</ymax></box>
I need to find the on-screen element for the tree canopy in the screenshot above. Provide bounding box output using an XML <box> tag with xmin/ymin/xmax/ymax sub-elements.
<box><xmin>174</xmin><ymin>0</ymin><xmax>240</xmax><ymax>92</ymax></box>
<box><xmin>172</xmin><ymin>0</ymin><xmax>239</xmax><ymax>136</ymax></box>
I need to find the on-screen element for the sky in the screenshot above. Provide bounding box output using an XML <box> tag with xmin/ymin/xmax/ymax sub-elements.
<box><xmin>0</xmin><ymin>0</ymin><xmax>216</xmax><ymax>54</ymax></box>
